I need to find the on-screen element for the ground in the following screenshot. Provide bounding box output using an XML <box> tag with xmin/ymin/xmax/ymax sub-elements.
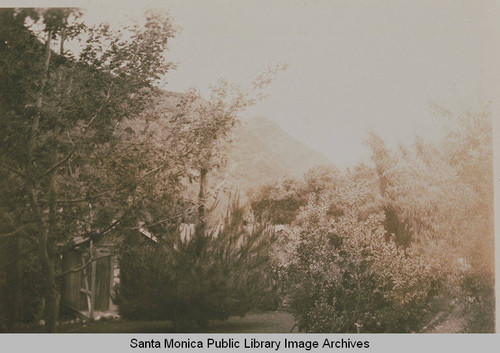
<box><xmin>420</xmin><ymin>297</ymin><xmax>465</xmax><ymax>333</ymax></box>
<box><xmin>7</xmin><ymin>305</ymin><xmax>467</xmax><ymax>333</ymax></box>
<box><xmin>424</xmin><ymin>305</ymin><xmax>466</xmax><ymax>333</ymax></box>
<box><xmin>10</xmin><ymin>311</ymin><xmax>298</xmax><ymax>333</ymax></box>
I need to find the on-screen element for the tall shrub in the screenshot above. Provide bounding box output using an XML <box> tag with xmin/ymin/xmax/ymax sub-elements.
<box><xmin>117</xmin><ymin>201</ymin><xmax>276</xmax><ymax>329</ymax></box>
<box><xmin>366</xmin><ymin>107</ymin><xmax>494</xmax><ymax>332</ymax></box>
<box><xmin>280</xmin><ymin>179</ymin><xmax>438</xmax><ymax>332</ymax></box>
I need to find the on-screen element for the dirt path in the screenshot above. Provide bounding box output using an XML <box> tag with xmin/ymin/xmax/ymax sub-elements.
<box><xmin>429</xmin><ymin>306</ymin><xmax>465</xmax><ymax>333</ymax></box>
<box><xmin>422</xmin><ymin>304</ymin><xmax>465</xmax><ymax>333</ymax></box>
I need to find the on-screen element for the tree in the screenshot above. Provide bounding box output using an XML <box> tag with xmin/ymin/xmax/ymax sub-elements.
<box><xmin>249</xmin><ymin>177</ymin><xmax>307</xmax><ymax>224</ymax></box>
<box><xmin>0</xmin><ymin>8</ymin><xmax>176</xmax><ymax>331</ymax></box>
<box><xmin>249</xmin><ymin>165</ymin><xmax>342</xmax><ymax>225</ymax></box>
<box><xmin>170</xmin><ymin>65</ymin><xmax>287</xmax><ymax>245</ymax></box>
<box><xmin>365</xmin><ymin>105</ymin><xmax>494</xmax><ymax>331</ymax></box>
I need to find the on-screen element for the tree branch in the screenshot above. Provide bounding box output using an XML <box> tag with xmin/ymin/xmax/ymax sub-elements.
<box><xmin>2</xmin><ymin>163</ymin><xmax>26</xmax><ymax>179</ymax></box>
<box><xmin>41</xmin><ymin>83</ymin><xmax>114</xmax><ymax>178</ymax></box>
<box><xmin>42</xmin><ymin>149</ymin><xmax>75</xmax><ymax>177</ymax></box>
<box><xmin>0</xmin><ymin>224</ymin><xmax>29</xmax><ymax>238</ymax></box>
<box><xmin>53</xmin><ymin>205</ymin><xmax>134</xmax><ymax>256</ymax></box>
<box><xmin>56</xmin><ymin>253</ymin><xmax>114</xmax><ymax>277</ymax></box>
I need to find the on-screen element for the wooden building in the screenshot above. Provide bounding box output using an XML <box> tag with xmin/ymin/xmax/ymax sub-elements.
<box><xmin>59</xmin><ymin>225</ymin><xmax>157</xmax><ymax>320</ymax></box>
<box><xmin>60</xmin><ymin>237</ymin><xmax>119</xmax><ymax>320</ymax></box>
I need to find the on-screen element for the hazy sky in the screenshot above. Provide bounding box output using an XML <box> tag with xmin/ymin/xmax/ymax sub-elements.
<box><xmin>11</xmin><ymin>0</ymin><xmax>500</xmax><ymax>169</ymax></box>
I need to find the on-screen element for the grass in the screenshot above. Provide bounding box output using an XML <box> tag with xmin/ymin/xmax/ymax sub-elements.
<box><xmin>11</xmin><ymin>304</ymin><xmax>470</xmax><ymax>333</ymax></box>
<box><xmin>204</xmin><ymin>311</ymin><xmax>298</xmax><ymax>333</ymax></box>
<box><xmin>9</xmin><ymin>311</ymin><xmax>298</xmax><ymax>333</ymax></box>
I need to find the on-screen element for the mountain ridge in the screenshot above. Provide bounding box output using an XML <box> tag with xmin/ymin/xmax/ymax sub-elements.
<box><xmin>210</xmin><ymin>116</ymin><xmax>332</xmax><ymax>205</ymax></box>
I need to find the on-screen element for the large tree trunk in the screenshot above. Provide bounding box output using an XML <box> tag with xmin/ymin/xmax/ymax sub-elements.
<box><xmin>25</xmin><ymin>32</ymin><xmax>59</xmax><ymax>332</ymax></box>
<box><xmin>40</xmin><ymin>241</ymin><xmax>58</xmax><ymax>333</ymax></box>
<box><xmin>5</xmin><ymin>237</ymin><xmax>20</xmax><ymax>329</ymax></box>
<box><xmin>44</xmin><ymin>173</ymin><xmax>60</xmax><ymax>332</ymax></box>
<box><xmin>26</xmin><ymin>181</ymin><xmax>59</xmax><ymax>333</ymax></box>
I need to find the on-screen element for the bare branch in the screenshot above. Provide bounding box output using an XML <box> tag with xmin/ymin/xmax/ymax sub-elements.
<box><xmin>42</xmin><ymin>149</ymin><xmax>75</xmax><ymax>177</ymax></box>
<box><xmin>56</xmin><ymin>185</ymin><xmax>128</xmax><ymax>204</ymax></box>
<box><xmin>132</xmin><ymin>209</ymin><xmax>196</xmax><ymax>229</ymax></box>
<box><xmin>0</xmin><ymin>224</ymin><xmax>29</xmax><ymax>238</ymax></box>
<box><xmin>2</xmin><ymin>162</ymin><xmax>26</xmax><ymax>178</ymax></box>
<box><xmin>57</xmin><ymin>253</ymin><xmax>114</xmax><ymax>277</ymax></box>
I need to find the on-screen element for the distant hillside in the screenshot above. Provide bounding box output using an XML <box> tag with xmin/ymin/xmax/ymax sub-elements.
<box><xmin>215</xmin><ymin>116</ymin><xmax>332</xmax><ymax>195</ymax></box>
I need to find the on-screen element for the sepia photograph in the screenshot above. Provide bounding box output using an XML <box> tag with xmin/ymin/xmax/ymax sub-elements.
<box><xmin>0</xmin><ymin>0</ymin><xmax>497</xmax><ymax>336</ymax></box>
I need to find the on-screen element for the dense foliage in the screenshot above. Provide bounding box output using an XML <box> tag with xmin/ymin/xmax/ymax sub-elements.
<box><xmin>249</xmin><ymin>165</ymin><xmax>341</xmax><ymax>224</ymax></box>
<box><xmin>117</xmin><ymin>202</ymin><xmax>276</xmax><ymax>329</ymax></box>
<box><xmin>0</xmin><ymin>6</ymin><xmax>494</xmax><ymax>334</ymax></box>
<box><xmin>272</xmin><ymin>107</ymin><xmax>494</xmax><ymax>333</ymax></box>
<box><xmin>0</xmin><ymin>7</ymin><xmax>282</xmax><ymax>332</ymax></box>
<box><xmin>278</xmin><ymin>179</ymin><xmax>439</xmax><ymax>333</ymax></box>
<box><xmin>366</xmin><ymin>107</ymin><xmax>494</xmax><ymax>332</ymax></box>
<box><xmin>0</xmin><ymin>8</ymin><xmax>177</xmax><ymax>331</ymax></box>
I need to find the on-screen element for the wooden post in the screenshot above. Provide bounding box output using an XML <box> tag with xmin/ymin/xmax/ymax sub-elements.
<box><xmin>81</xmin><ymin>252</ymin><xmax>92</xmax><ymax>317</ymax></box>
<box><xmin>109</xmin><ymin>254</ymin><xmax>115</xmax><ymax>311</ymax></box>
<box><xmin>89</xmin><ymin>241</ymin><xmax>96</xmax><ymax>320</ymax></box>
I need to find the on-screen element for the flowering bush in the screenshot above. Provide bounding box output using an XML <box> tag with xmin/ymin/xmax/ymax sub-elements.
<box><xmin>280</xmin><ymin>179</ymin><xmax>439</xmax><ymax>332</ymax></box>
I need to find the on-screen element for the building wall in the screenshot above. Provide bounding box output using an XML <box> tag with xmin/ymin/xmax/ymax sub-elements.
<box><xmin>60</xmin><ymin>247</ymin><xmax>114</xmax><ymax>316</ymax></box>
